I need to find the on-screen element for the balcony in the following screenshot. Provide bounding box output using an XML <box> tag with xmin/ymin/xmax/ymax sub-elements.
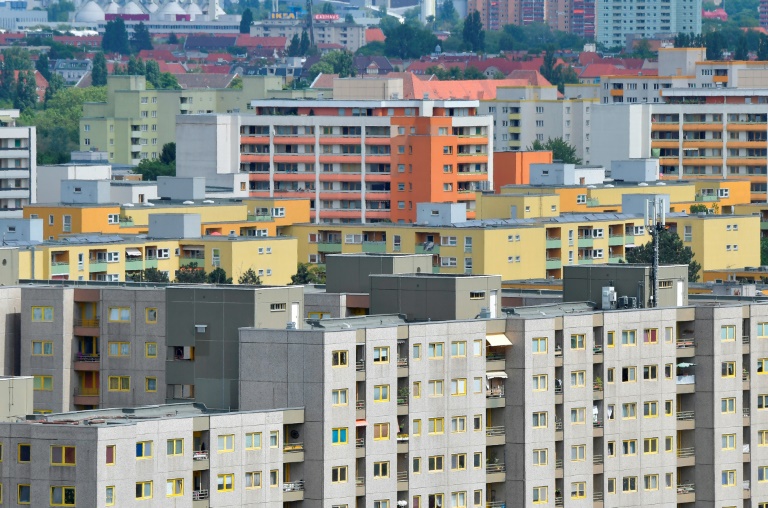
<box><xmin>73</xmin><ymin>353</ymin><xmax>100</xmax><ymax>371</ymax></box>
<box><xmin>486</xmin><ymin>352</ymin><xmax>505</xmax><ymax>371</ymax></box>
<box><xmin>73</xmin><ymin>386</ymin><xmax>99</xmax><ymax>406</ymax></box>
<box><xmin>486</xmin><ymin>426</ymin><xmax>505</xmax><ymax>446</ymax></box>
<box><xmin>677</xmin><ymin>446</ymin><xmax>695</xmax><ymax>467</ymax></box>
<box><xmin>486</xmin><ymin>463</ymin><xmax>506</xmax><ymax>483</ymax></box>
<box><xmin>593</xmin><ymin>454</ymin><xmax>603</xmax><ymax>474</ymax></box>
<box><xmin>362</xmin><ymin>241</ymin><xmax>387</xmax><ymax>253</ymax></box>
<box><xmin>318</xmin><ymin>241</ymin><xmax>342</xmax><ymax>253</ymax></box>
<box><xmin>192</xmin><ymin>489</ymin><xmax>208</xmax><ymax>500</ymax></box>
<box><xmin>397</xmin><ymin>434</ymin><xmax>408</xmax><ymax>453</ymax></box>
<box><xmin>284</xmin><ymin>442</ymin><xmax>304</xmax><ymax>462</ymax></box>
<box><xmin>356</xmin><ymin>437</ymin><xmax>365</xmax><ymax>457</ymax></box>
<box><xmin>88</xmin><ymin>261</ymin><xmax>107</xmax><ymax>273</ymax></box>
<box><xmin>415</xmin><ymin>243</ymin><xmax>439</xmax><ymax>254</ymax></box>
<box><xmin>676</xmin><ymin>374</ymin><xmax>695</xmax><ymax>393</ymax></box>
<box><xmin>546</xmin><ymin>257</ymin><xmax>561</xmax><ymax>270</ymax></box>
<box><xmin>282</xmin><ymin>480</ymin><xmax>304</xmax><ymax>502</ymax></box>
<box><xmin>397</xmin><ymin>396</ymin><xmax>408</xmax><ymax>415</ymax></box>
<box><xmin>744</xmin><ymin>407</ymin><xmax>750</xmax><ymax>426</ymax></box>
<box><xmin>356</xmin><ymin>400</ymin><xmax>365</xmax><ymax>419</ymax></box>
<box><xmin>397</xmin><ymin>471</ymin><xmax>408</xmax><ymax>490</ymax></box>
<box><xmin>125</xmin><ymin>259</ymin><xmax>143</xmax><ymax>271</ymax></box>
<box><xmin>545</xmin><ymin>236</ymin><xmax>560</xmax><ymax>248</ymax></box>
<box><xmin>397</xmin><ymin>357</ymin><xmax>408</xmax><ymax>377</ymax></box>
<box><xmin>486</xmin><ymin>389</ymin><xmax>505</xmax><ymax>409</ymax></box>
<box><xmin>608</xmin><ymin>234</ymin><xmax>624</xmax><ymax>246</ymax></box>
<box><xmin>356</xmin><ymin>477</ymin><xmax>365</xmax><ymax>497</ymax></box>
<box><xmin>676</xmin><ymin>337</ymin><xmax>695</xmax><ymax>357</ymax></box>
<box><xmin>677</xmin><ymin>483</ymin><xmax>695</xmax><ymax>503</ymax></box>
<box><xmin>192</xmin><ymin>450</ymin><xmax>209</xmax><ymax>471</ymax></box>
<box><xmin>486</xmin><ymin>503</ymin><xmax>506</xmax><ymax>508</ymax></box>
<box><xmin>677</xmin><ymin>410</ymin><xmax>695</xmax><ymax>430</ymax></box>
<box><xmin>51</xmin><ymin>262</ymin><xmax>69</xmax><ymax>275</ymax></box>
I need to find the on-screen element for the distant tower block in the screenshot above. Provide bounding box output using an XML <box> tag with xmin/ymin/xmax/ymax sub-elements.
<box><xmin>421</xmin><ymin>0</ymin><xmax>435</xmax><ymax>20</ymax></box>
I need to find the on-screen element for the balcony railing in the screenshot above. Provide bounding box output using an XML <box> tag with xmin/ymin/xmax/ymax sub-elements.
<box><xmin>676</xmin><ymin>338</ymin><xmax>695</xmax><ymax>349</ymax></box>
<box><xmin>593</xmin><ymin>491</ymin><xmax>604</xmax><ymax>501</ymax></box>
<box><xmin>676</xmin><ymin>375</ymin><xmax>695</xmax><ymax>385</ymax></box>
<box><xmin>75</xmin><ymin>353</ymin><xmax>99</xmax><ymax>362</ymax></box>
<box><xmin>677</xmin><ymin>410</ymin><xmax>695</xmax><ymax>420</ymax></box>
<box><xmin>677</xmin><ymin>483</ymin><xmax>695</xmax><ymax>495</ymax></box>
<box><xmin>73</xmin><ymin>387</ymin><xmax>99</xmax><ymax>396</ymax></box>
<box><xmin>555</xmin><ymin>459</ymin><xmax>563</xmax><ymax>469</ymax></box>
<box><xmin>486</xmin><ymin>426</ymin><xmax>505</xmax><ymax>437</ymax></box>
<box><xmin>593</xmin><ymin>454</ymin><xmax>603</xmax><ymax>465</ymax></box>
<box><xmin>192</xmin><ymin>489</ymin><xmax>208</xmax><ymax>500</ymax></box>
<box><xmin>356</xmin><ymin>477</ymin><xmax>365</xmax><ymax>487</ymax></box>
<box><xmin>396</xmin><ymin>433</ymin><xmax>408</xmax><ymax>442</ymax></box>
<box><xmin>193</xmin><ymin>450</ymin><xmax>209</xmax><ymax>460</ymax></box>
<box><xmin>75</xmin><ymin>319</ymin><xmax>100</xmax><ymax>327</ymax></box>
<box><xmin>356</xmin><ymin>360</ymin><xmax>365</xmax><ymax>372</ymax></box>
<box><xmin>554</xmin><ymin>385</ymin><xmax>563</xmax><ymax>395</ymax></box>
<box><xmin>356</xmin><ymin>437</ymin><xmax>365</xmax><ymax>448</ymax></box>
<box><xmin>356</xmin><ymin>400</ymin><xmax>365</xmax><ymax>410</ymax></box>
<box><xmin>486</xmin><ymin>352</ymin><xmax>505</xmax><ymax>361</ymax></box>
<box><xmin>677</xmin><ymin>447</ymin><xmax>695</xmax><ymax>458</ymax></box>
<box><xmin>486</xmin><ymin>502</ymin><xmax>506</xmax><ymax>508</ymax></box>
<box><xmin>743</xmin><ymin>335</ymin><xmax>750</xmax><ymax>344</ymax></box>
<box><xmin>397</xmin><ymin>357</ymin><xmax>408</xmax><ymax>367</ymax></box>
<box><xmin>284</xmin><ymin>442</ymin><xmax>303</xmax><ymax>452</ymax></box>
<box><xmin>744</xmin><ymin>407</ymin><xmax>750</xmax><ymax>418</ymax></box>
<box><xmin>593</xmin><ymin>344</ymin><xmax>603</xmax><ymax>354</ymax></box>
<box><xmin>555</xmin><ymin>419</ymin><xmax>563</xmax><ymax>430</ymax></box>
<box><xmin>555</xmin><ymin>496</ymin><xmax>563</xmax><ymax>507</ymax></box>
<box><xmin>593</xmin><ymin>420</ymin><xmax>603</xmax><ymax>428</ymax></box>
<box><xmin>396</xmin><ymin>471</ymin><xmax>408</xmax><ymax>482</ymax></box>
<box><xmin>486</xmin><ymin>463</ymin><xmax>506</xmax><ymax>474</ymax></box>
<box><xmin>283</xmin><ymin>480</ymin><xmax>304</xmax><ymax>492</ymax></box>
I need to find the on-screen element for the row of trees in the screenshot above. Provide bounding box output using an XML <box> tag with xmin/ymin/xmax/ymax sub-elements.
<box><xmin>137</xmin><ymin>263</ymin><xmax>328</xmax><ymax>285</ymax></box>
<box><xmin>102</xmin><ymin>19</ymin><xmax>153</xmax><ymax>55</ymax></box>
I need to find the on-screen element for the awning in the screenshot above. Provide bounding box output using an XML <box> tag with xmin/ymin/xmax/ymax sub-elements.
<box><xmin>486</xmin><ymin>334</ymin><xmax>512</xmax><ymax>347</ymax></box>
<box><xmin>355</xmin><ymin>419</ymin><xmax>368</xmax><ymax>427</ymax></box>
<box><xmin>486</xmin><ymin>371</ymin><xmax>508</xmax><ymax>379</ymax></box>
<box><xmin>182</xmin><ymin>245</ymin><xmax>204</xmax><ymax>250</ymax></box>
<box><xmin>125</xmin><ymin>248</ymin><xmax>142</xmax><ymax>257</ymax></box>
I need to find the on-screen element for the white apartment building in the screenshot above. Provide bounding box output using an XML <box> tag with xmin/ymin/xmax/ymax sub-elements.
<box><xmin>595</xmin><ymin>0</ymin><xmax>702</xmax><ymax>48</ymax></box>
<box><xmin>480</xmin><ymin>86</ymin><xmax>597</xmax><ymax>164</ymax></box>
<box><xmin>250</xmin><ymin>20</ymin><xmax>367</xmax><ymax>52</ymax></box>
<box><xmin>0</xmin><ymin>110</ymin><xmax>35</xmax><ymax>218</ymax></box>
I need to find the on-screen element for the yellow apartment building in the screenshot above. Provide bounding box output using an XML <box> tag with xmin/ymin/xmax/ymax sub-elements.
<box><xmin>24</xmin><ymin>198</ymin><xmax>311</xmax><ymax>240</ymax></box>
<box><xmin>18</xmin><ymin>235</ymin><xmax>298</xmax><ymax>285</ymax></box>
<box><xmin>473</xmin><ymin>193</ymin><xmax>561</xmax><ymax>219</ymax></box>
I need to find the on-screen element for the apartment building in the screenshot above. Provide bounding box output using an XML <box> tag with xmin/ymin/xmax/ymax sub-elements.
<box><xmin>176</xmin><ymin>94</ymin><xmax>493</xmax><ymax>224</ymax></box>
<box><xmin>0</xmin><ymin>403</ymin><xmax>305</xmax><ymax>506</ymax></box>
<box><xmin>250</xmin><ymin>19</ymin><xmax>366</xmax><ymax>52</ymax></box>
<box><xmin>0</xmin><ymin>109</ymin><xmax>35</xmax><ymax>218</ymax></box>
<box><xmin>479</xmin><ymin>84</ymin><xmax>597</xmax><ymax>163</ymax></box>
<box><xmin>20</xmin><ymin>284</ymin><xmax>305</xmax><ymax>414</ymax></box>
<box><xmin>79</xmin><ymin>75</ymin><xmax>321</xmax><ymax>165</ymax></box>
<box><xmin>596</xmin><ymin>0</ymin><xmax>701</xmax><ymax>48</ymax></box>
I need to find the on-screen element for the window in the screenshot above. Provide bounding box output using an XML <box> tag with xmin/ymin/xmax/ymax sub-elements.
<box><xmin>473</xmin><ymin>414</ymin><xmax>482</xmax><ymax>431</ymax></box>
<box><xmin>332</xmin><ymin>350</ymin><xmax>348</xmax><ymax>366</ymax></box>
<box><xmin>136</xmin><ymin>441</ymin><xmax>153</xmax><ymax>459</ymax></box>
<box><xmin>145</xmin><ymin>342</ymin><xmax>157</xmax><ymax>358</ymax></box>
<box><xmin>166</xmin><ymin>438</ymin><xmax>183</xmax><ymax>456</ymax></box>
<box><xmin>622</xmin><ymin>477</ymin><xmax>637</xmax><ymax>492</ymax></box>
<box><xmin>622</xmin><ymin>403</ymin><xmax>636</xmax><ymax>419</ymax></box>
<box><xmin>270</xmin><ymin>431</ymin><xmax>279</xmax><ymax>447</ymax></box>
<box><xmin>532</xmin><ymin>412</ymin><xmax>547</xmax><ymax>428</ymax></box>
<box><xmin>721</xmin><ymin>325</ymin><xmax>736</xmax><ymax>341</ymax></box>
<box><xmin>428</xmin><ymin>342</ymin><xmax>444</xmax><ymax>358</ymax></box>
<box><xmin>759</xmin><ymin>323</ymin><xmax>768</xmax><ymax>337</ymax></box>
<box><xmin>374</xmin><ymin>423</ymin><xmax>389</xmax><ymax>440</ymax></box>
<box><xmin>607</xmin><ymin>368</ymin><xmax>614</xmax><ymax>383</ymax></box>
<box><xmin>245</xmin><ymin>471</ymin><xmax>261</xmax><ymax>489</ymax></box>
<box><xmin>145</xmin><ymin>308</ymin><xmax>157</xmax><ymax>323</ymax></box>
<box><xmin>428</xmin><ymin>455</ymin><xmax>444</xmax><ymax>472</ymax></box>
<box><xmin>533</xmin><ymin>448</ymin><xmax>548</xmax><ymax>465</ymax></box>
<box><xmin>606</xmin><ymin>331</ymin><xmax>615</xmax><ymax>347</ymax></box>
<box><xmin>607</xmin><ymin>478</ymin><xmax>616</xmax><ymax>494</ymax></box>
<box><xmin>51</xmin><ymin>445</ymin><xmax>76</xmax><ymax>465</ymax></box>
<box><xmin>643</xmin><ymin>328</ymin><xmax>658</xmax><ymax>344</ymax></box>
<box><xmin>533</xmin><ymin>374</ymin><xmax>547</xmax><ymax>391</ymax></box>
<box><xmin>106</xmin><ymin>485</ymin><xmax>115</xmax><ymax>505</ymax></box>
<box><xmin>644</xmin><ymin>401</ymin><xmax>658</xmax><ymax>417</ymax></box>
<box><xmin>18</xmin><ymin>484</ymin><xmax>30</xmax><ymax>503</ymax></box>
<box><xmin>532</xmin><ymin>337</ymin><xmax>547</xmax><ymax>353</ymax></box>
<box><xmin>644</xmin><ymin>474</ymin><xmax>659</xmax><ymax>491</ymax></box>
<box><xmin>136</xmin><ymin>481</ymin><xmax>152</xmax><ymax>500</ymax></box>
<box><xmin>722</xmin><ymin>470</ymin><xmax>736</xmax><ymax>486</ymax></box>
<box><xmin>373</xmin><ymin>461</ymin><xmax>389</xmax><ymax>478</ymax></box>
<box><xmin>218</xmin><ymin>434</ymin><xmax>235</xmax><ymax>453</ymax></box>
<box><xmin>51</xmin><ymin>486</ymin><xmax>76</xmax><ymax>506</ymax></box>
<box><xmin>374</xmin><ymin>501</ymin><xmax>389</xmax><ymax>508</ymax></box>
<box><xmin>643</xmin><ymin>438</ymin><xmax>658</xmax><ymax>454</ymax></box>
<box><xmin>217</xmin><ymin>474</ymin><xmax>234</xmax><ymax>492</ymax></box>
<box><xmin>413</xmin><ymin>419</ymin><xmax>421</xmax><ymax>436</ymax></box>
<box><xmin>473</xmin><ymin>340</ymin><xmax>482</xmax><ymax>356</ymax></box>
<box><xmin>451</xmin><ymin>491</ymin><xmax>467</xmax><ymax>508</ymax></box>
<box><xmin>108</xmin><ymin>307</ymin><xmax>130</xmax><ymax>322</ymax></box>
<box><xmin>622</xmin><ymin>367</ymin><xmax>636</xmax><ymax>382</ymax></box>
<box><xmin>571</xmin><ymin>444</ymin><xmax>585</xmax><ymax>461</ymax></box>
<box><xmin>760</xmin><ymin>358</ymin><xmax>768</xmax><ymax>374</ymax></box>
<box><xmin>270</xmin><ymin>470</ymin><xmax>278</xmax><ymax>486</ymax></box>
<box><xmin>451</xmin><ymin>341</ymin><xmax>466</xmax><ymax>357</ymax></box>
<box><xmin>533</xmin><ymin>486</ymin><xmax>547</xmax><ymax>503</ymax></box>
<box><xmin>450</xmin><ymin>378</ymin><xmax>466</xmax><ymax>396</ymax></box>
<box><xmin>31</xmin><ymin>306</ymin><xmax>53</xmax><ymax>322</ymax></box>
<box><xmin>32</xmin><ymin>341</ymin><xmax>53</xmax><ymax>356</ymax></box>
<box><xmin>721</xmin><ymin>397</ymin><xmax>736</xmax><ymax>413</ymax></box>
<box><xmin>428</xmin><ymin>417</ymin><xmax>444</xmax><ymax>434</ymax></box>
<box><xmin>570</xmin><ymin>407</ymin><xmax>585</xmax><ymax>424</ymax></box>
<box><xmin>332</xmin><ymin>389</ymin><xmax>348</xmax><ymax>406</ymax></box>
<box><xmin>108</xmin><ymin>342</ymin><xmax>130</xmax><ymax>356</ymax></box>
<box><xmin>373</xmin><ymin>346</ymin><xmax>389</xmax><ymax>363</ymax></box>
<box><xmin>451</xmin><ymin>416</ymin><xmax>466</xmax><ymax>433</ymax></box>
<box><xmin>374</xmin><ymin>384</ymin><xmax>390</xmax><ymax>402</ymax></box>
<box><xmin>760</xmin><ymin>394</ymin><xmax>768</xmax><ymax>409</ymax></box>
<box><xmin>166</xmin><ymin>479</ymin><xmax>183</xmax><ymax>497</ymax></box>
<box><xmin>722</xmin><ymin>361</ymin><xmax>736</xmax><ymax>377</ymax></box>
<box><xmin>760</xmin><ymin>430</ymin><xmax>768</xmax><ymax>445</ymax></box>
<box><xmin>451</xmin><ymin>453</ymin><xmax>467</xmax><ymax>470</ymax></box>
<box><xmin>34</xmin><ymin>375</ymin><xmax>52</xmax><ymax>391</ymax></box>
<box><xmin>331</xmin><ymin>466</ymin><xmax>348</xmax><ymax>483</ymax></box>
<box><xmin>570</xmin><ymin>371</ymin><xmax>585</xmax><ymax>387</ymax></box>
<box><xmin>570</xmin><ymin>334</ymin><xmax>585</xmax><ymax>349</ymax></box>
<box><xmin>643</xmin><ymin>365</ymin><xmax>657</xmax><ymax>380</ymax></box>
<box><xmin>608</xmin><ymin>442</ymin><xmax>616</xmax><ymax>458</ymax></box>
<box><xmin>665</xmin><ymin>436</ymin><xmax>673</xmax><ymax>452</ymax></box>
<box><xmin>245</xmin><ymin>432</ymin><xmax>261</xmax><ymax>450</ymax></box>
<box><xmin>108</xmin><ymin>376</ymin><xmax>130</xmax><ymax>391</ymax></box>
<box><xmin>571</xmin><ymin>482</ymin><xmax>586</xmax><ymax>499</ymax></box>
<box><xmin>622</xmin><ymin>330</ymin><xmax>636</xmax><ymax>345</ymax></box>
<box><xmin>413</xmin><ymin>344</ymin><xmax>421</xmax><ymax>359</ymax></box>
<box><xmin>622</xmin><ymin>440</ymin><xmax>637</xmax><ymax>455</ymax></box>
<box><xmin>413</xmin><ymin>382</ymin><xmax>421</xmax><ymax>398</ymax></box>
<box><xmin>759</xmin><ymin>466</ymin><xmax>768</xmax><ymax>482</ymax></box>
<box><xmin>722</xmin><ymin>433</ymin><xmax>736</xmax><ymax>450</ymax></box>
<box><xmin>413</xmin><ymin>457</ymin><xmax>421</xmax><ymax>473</ymax></box>
<box><xmin>106</xmin><ymin>445</ymin><xmax>115</xmax><ymax>464</ymax></box>
<box><xmin>665</xmin><ymin>400</ymin><xmax>673</xmax><ymax>415</ymax></box>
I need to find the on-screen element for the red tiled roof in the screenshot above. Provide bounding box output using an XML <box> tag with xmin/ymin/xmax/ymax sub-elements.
<box><xmin>14</xmin><ymin>69</ymin><xmax>48</xmax><ymax>101</ymax></box>
<box><xmin>235</xmin><ymin>35</ymin><xmax>287</xmax><ymax>49</ymax></box>
<box><xmin>159</xmin><ymin>62</ymin><xmax>186</xmax><ymax>73</ymax></box>
<box><xmin>204</xmin><ymin>52</ymin><xmax>233</xmax><ymax>62</ymax></box>
<box><xmin>138</xmin><ymin>49</ymin><xmax>177</xmax><ymax>61</ymax></box>
<box><xmin>409</xmin><ymin>77</ymin><xmax>535</xmax><ymax>100</ymax></box>
<box><xmin>506</xmin><ymin>69</ymin><xmax>553</xmax><ymax>87</ymax></box>
<box><xmin>579</xmin><ymin>63</ymin><xmax>655</xmax><ymax>79</ymax></box>
<box><xmin>365</xmin><ymin>27</ymin><xmax>385</xmax><ymax>43</ymax></box>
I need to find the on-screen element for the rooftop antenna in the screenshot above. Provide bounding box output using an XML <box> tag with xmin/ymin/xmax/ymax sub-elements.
<box><xmin>645</xmin><ymin>197</ymin><xmax>665</xmax><ymax>308</ymax></box>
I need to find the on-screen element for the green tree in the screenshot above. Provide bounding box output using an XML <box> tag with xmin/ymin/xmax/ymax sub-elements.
<box><xmin>144</xmin><ymin>59</ymin><xmax>160</xmax><ymax>87</ymax></box>
<box><xmin>356</xmin><ymin>41</ymin><xmax>386</xmax><ymax>56</ymax></box>
<box><xmin>240</xmin><ymin>8</ymin><xmax>253</xmax><ymax>34</ymax></box>
<box><xmin>761</xmin><ymin>237</ymin><xmax>768</xmax><ymax>266</ymax></box>
<box><xmin>46</xmin><ymin>0</ymin><xmax>75</xmax><ymax>21</ymax></box>
<box><xmin>527</xmin><ymin>137</ymin><xmax>582</xmax><ymax>164</ymax></box>
<box><xmin>462</xmin><ymin>66</ymin><xmax>486</xmax><ymax>79</ymax></box>
<box><xmin>288</xmin><ymin>34</ymin><xmax>301</xmax><ymax>56</ymax></box>
<box><xmin>131</xmin><ymin>22</ymin><xmax>153</xmax><ymax>52</ymax></box>
<box><xmin>631</xmin><ymin>38</ymin><xmax>655</xmax><ymax>59</ymax></box>
<box><xmin>625</xmin><ymin>229</ymin><xmax>701</xmax><ymax>282</ymax></box>
<box><xmin>299</xmin><ymin>29</ymin><xmax>311</xmax><ymax>55</ymax></box>
<box><xmin>735</xmin><ymin>32</ymin><xmax>749</xmax><ymax>60</ymax></box>
<box><xmin>345</xmin><ymin>13</ymin><xmax>355</xmax><ymax>23</ymax></box>
<box><xmin>92</xmin><ymin>52</ymin><xmax>108</xmax><ymax>86</ymax></box>
<box><xmin>462</xmin><ymin>10</ymin><xmax>485</xmax><ymax>51</ymax></box>
<box><xmin>437</xmin><ymin>0</ymin><xmax>458</xmax><ymax>28</ymax></box>
<box><xmin>207</xmin><ymin>267</ymin><xmax>233</xmax><ymax>284</ymax></box>
<box><xmin>383</xmin><ymin>20</ymin><xmax>439</xmax><ymax>59</ymax></box>
<box><xmin>21</xmin><ymin>85</ymin><xmax>107</xmax><ymax>164</ymax></box>
<box><xmin>160</xmin><ymin>142</ymin><xmax>176</xmax><ymax>164</ymax></box>
<box><xmin>705</xmin><ymin>31</ymin><xmax>725</xmax><ymax>60</ymax></box>
<box><xmin>238</xmin><ymin>268</ymin><xmax>262</xmax><ymax>285</ymax></box>
<box><xmin>307</xmin><ymin>50</ymin><xmax>357</xmax><ymax>80</ymax></box>
<box><xmin>291</xmin><ymin>263</ymin><xmax>326</xmax><ymax>284</ymax></box>
<box><xmin>2</xmin><ymin>48</ymin><xmax>33</xmax><ymax>71</ymax></box>
<box><xmin>44</xmin><ymin>73</ymin><xmax>65</xmax><ymax>103</ymax></box>
<box><xmin>689</xmin><ymin>204</ymin><xmax>709</xmax><ymax>213</ymax></box>
<box><xmin>228</xmin><ymin>76</ymin><xmax>243</xmax><ymax>89</ymax></box>
<box><xmin>156</xmin><ymin>72</ymin><xmax>180</xmax><ymax>89</ymax></box>
<box><xmin>175</xmin><ymin>262</ymin><xmax>207</xmax><ymax>283</ymax></box>
<box><xmin>321</xmin><ymin>2</ymin><xmax>335</xmax><ymax>14</ymax></box>
<box><xmin>758</xmin><ymin>34</ymin><xmax>768</xmax><ymax>60</ymax></box>
<box><xmin>127</xmin><ymin>55</ymin><xmax>146</xmax><ymax>76</ymax></box>
<box><xmin>35</xmin><ymin>53</ymin><xmax>51</xmax><ymax>81</ymax></box>
<box><xmin>134</xmin><ymin>158</ymin><xmax>175</xmax><ymax>179</ymax></box>
<box><xmin>168</xmin><ymin>32</ymin><xmax>179</xmax><ymax>44</ymax></box>
<box><xmin>143</xmin><ymin>267</ymin><xmax>170</xmax><ymax>282</ymax></box>
<box><xmin>14</xmin><ymin>71</ymin><xmax>37</xmax><ymax>112</ymax></box>
<box><xmin>102</xmin><ymin>18</ymin><xmax>131</xmax><ymax>55</ymax></box>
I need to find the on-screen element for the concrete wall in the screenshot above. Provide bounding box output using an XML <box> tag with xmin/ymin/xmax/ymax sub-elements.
<box><xmin>0</xmin><ymin>376</ymin><xmax>32</xmax><ymax>420</ymax></box>
<box><xmin>110</xmin><ymin>182</ymin><xmax>158</xmax><ymax>204</ymax></box>
<box><xmin>176</xmin><ymin>115</ymin><xmax>240</xmax><ymax>177</ymax></box>
<box><xmin>0</xmin><ymin>219</ymin><xmax>42</xmax><ymax>243</ymax></box>
<box><xmin>530</xmin><ymin>163</ymin><xmax>606</xmax><ymax>186</ymax></box>
<box><xmin>610</xmin><ymin>159</ymin><xmax>660</xmax><ymax>183</ymax></box>
<box><xmin>157</xmin><ymin>176</ymin><xmax>206</xmax><ymax>201</ymax></box>
<box><xmin>622</xmin><ymin>193</ymin><xmax>670</xmax><ymax>215</ymax></box>
<box><xmin>61</xmin><ymin>180</ymin><xmax>111</xmax><ymax>205</ymax></box>
<box><xmin>148</xmin><ymin>213</ymin><xmax>202</xmax><ymax>239</ymax></box>
<box><xmin>325</xmin><ymin>254</ymin><xmax>433</xmax><ymax>294</ymax></box>
<box><xmin>415</xmin><ymin>203</ymin><xmax>467</xmax><ymax>226</ymax></box>
<box><xmin>36</xmin><ymin>164</ymin><xmax>111</xmax><ymax>204</ymax></box>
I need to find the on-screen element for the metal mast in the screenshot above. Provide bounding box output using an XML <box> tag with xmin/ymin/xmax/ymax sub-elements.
<box><xmin>645</xmin><ymin>198</ymin><xmax>666</xmax><ymax>308</ymax></box>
